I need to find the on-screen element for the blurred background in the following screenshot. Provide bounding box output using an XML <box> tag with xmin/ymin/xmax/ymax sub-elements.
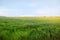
<box><xmin>0</xmin><ymin>0</ymin><xmax>60</xmax><ymax>17</ymax></box>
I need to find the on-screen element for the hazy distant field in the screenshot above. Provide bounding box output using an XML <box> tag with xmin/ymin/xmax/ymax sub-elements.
<box><xmin>0</xmin><ymin>16</ymin><xmax>60</xmax><ymax>40</ymax></box>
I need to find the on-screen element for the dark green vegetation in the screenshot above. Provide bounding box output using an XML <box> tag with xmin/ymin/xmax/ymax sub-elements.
<box><xmin>0</xmin><ymin>17</ymin><xmax>60</xmax><ymax>40</ymax></box>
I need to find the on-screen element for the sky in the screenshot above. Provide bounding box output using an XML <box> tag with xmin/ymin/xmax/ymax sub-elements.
<box><xmin>0</xmin><ymin>0</ymin><xmax>60</xmax><ymax>17</ymax></box>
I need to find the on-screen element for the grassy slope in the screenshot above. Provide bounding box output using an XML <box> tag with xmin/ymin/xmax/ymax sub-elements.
<box><xmin>0</xmin><ymin>16</ymin><xmax>60</xmax><ymax>40</ymax></box>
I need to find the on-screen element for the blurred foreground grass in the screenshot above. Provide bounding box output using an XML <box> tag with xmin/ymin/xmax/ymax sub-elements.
<box><xmin>0</xmin><ymin>16</ymin><xmax>60</xmax><ymax>40</ymax></box>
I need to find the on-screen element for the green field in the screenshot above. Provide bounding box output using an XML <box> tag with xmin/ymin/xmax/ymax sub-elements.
<box><xmin>0</xmin><ymin>16</ymin><xmax>60</xmax><ymax>40</ymax></box>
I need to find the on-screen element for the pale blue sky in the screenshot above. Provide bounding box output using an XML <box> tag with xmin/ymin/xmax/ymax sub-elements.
<box><xmin>0</xmin><ymin>0</ymin><xmax>60</xmax><ymax>16</ymax></box>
